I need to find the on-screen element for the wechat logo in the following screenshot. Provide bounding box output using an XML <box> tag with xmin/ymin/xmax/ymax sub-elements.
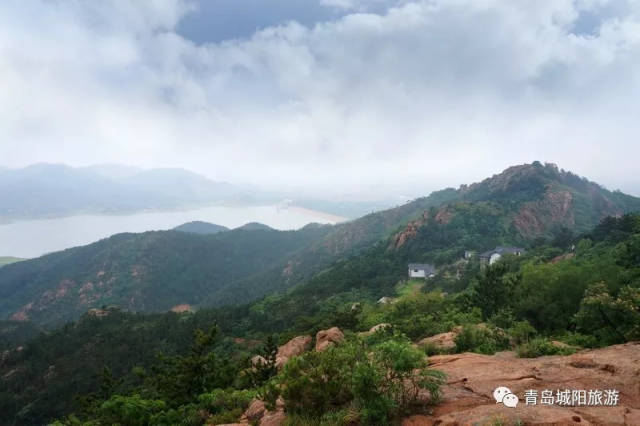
<box><xmin>494</xmin><ymin>386</ymin><xmax>519</xmax><ymax>408</ymax></box>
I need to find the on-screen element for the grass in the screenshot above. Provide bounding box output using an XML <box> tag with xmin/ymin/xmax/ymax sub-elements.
<box><xmin>0</xmin><ymin>257</ymin><xmax>24</xmax><ymax>267</ymax></box>
<box><xmin>395</xmin><ymin>279</ymin><xmax>424</xmax><ymax>297</ymax></box>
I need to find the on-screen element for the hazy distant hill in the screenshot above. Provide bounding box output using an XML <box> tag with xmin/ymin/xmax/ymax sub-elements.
<box><xmin>173</xmin><ymin>221</ymin><xmax>229</xmax><ymax>235</ymax></box>
<box><xmin>0</xmin><ymin>164</ymin><xmax>246</xmax><ymax>221</ymax></box>
<box><xmin>235</xmin><ymin>222</ymin><xmax>273</xmax><ymax>231</ymax></box>
<box><xmin>0</xmin><ymin>257</ymin><xmax>24</xmax><ymax>268</ymax></box>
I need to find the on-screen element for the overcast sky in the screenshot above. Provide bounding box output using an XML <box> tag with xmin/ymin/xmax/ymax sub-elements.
<box><xmin>1</xmin><ymin>0</ymin><xmax>639</xmax><ymax>198</ymax></box>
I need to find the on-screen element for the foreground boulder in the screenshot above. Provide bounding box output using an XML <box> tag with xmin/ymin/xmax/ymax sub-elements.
<box><xmin>405</xmin><ymin>342</ymin><xmax>640</xmax><ymax>425</ymax></box>
<box><xmin>275</xmin><ymin>335</ymin><xmax>312</xmax><ymax>368</ymax></box>
<box><xmin>315</xmin><ymin>327</ymin><xmax>344</xmax><ymax>351</ymax></box>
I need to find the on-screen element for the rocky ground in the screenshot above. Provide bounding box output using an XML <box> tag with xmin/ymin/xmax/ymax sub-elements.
<box><xmin>224</xmin><ymin>329</ymin><xmax>640</xmax><ymax>426</ymax></box>
<box><xmin>405</xmin><ymin>341</ymin><xmax>640</xmax><ymax>425</ymax></box>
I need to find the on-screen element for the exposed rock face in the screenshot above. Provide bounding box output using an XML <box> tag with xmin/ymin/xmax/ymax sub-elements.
<box><xmin>170</xmin><ymin>304</ymin><xmax>192</xmax><ymax>313</ymax></box>
<box><xmin>251</xmin><ymin>355</ymin><xmax>267</xmax><ymax>368</ymax></box>
<box><xmin>242</xmin><ymin>399</ymin><xmax>266</xmax><ymax>423</ymax></box>
<box><xmin>418</xmin><ymin>329</ymin><xmax>460</xmax><ymax>352</ymax></box>
<box><xmin>275</xmin><ymin>335</ymin><xmax>312</xmax><ymax>368</ymax></box>
<box><xmin>240</xmin><ymin>398</ymin><xmax>285</xmax><ymax>426</ymax></box>
<box><xmin>407</xmin><ymin>342</ymin><xmax>640</xmax><ymax>425</ymax></box>
<box><xmin>434</xmin><ymin>206</ymin><xmax>453</xmax><ymax>225</ymax></box>
<box><xmin>418</xmin><ymin>324</ymin><xmax>496</xmax><ymax>352</ymax></box>
<box><xmin>316</xmin><ymin>327</ymin><xmax>345</xmax><ymax>352</ymax></box>
<box><xmin>514</xmin><ymin>190</ymin><xmax>575</xmax><ymax>238</ymax></box>
<box><xmin>391</xmin><ymin>211</ymin><xmax>430</xmax><ymax>248</ymax></box>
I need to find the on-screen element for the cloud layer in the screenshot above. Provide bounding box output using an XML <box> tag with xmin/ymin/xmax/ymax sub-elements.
<box><xmin>1</xmin><ymin>0</ymin><xmax>639</xmax><ymax>197</ymax></box>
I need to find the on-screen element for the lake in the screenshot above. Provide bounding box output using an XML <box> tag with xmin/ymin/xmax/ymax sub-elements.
<box><xmin>0</xmin><ymin>205</ymin><xmax>346</xmax><ymax>258</ymax></box>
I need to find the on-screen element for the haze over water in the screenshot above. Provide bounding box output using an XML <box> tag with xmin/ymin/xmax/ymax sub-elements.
<box><xmin>0</xmin><ymin>205</ymin><xmax>344</xmax><ymax>258</ymax></box>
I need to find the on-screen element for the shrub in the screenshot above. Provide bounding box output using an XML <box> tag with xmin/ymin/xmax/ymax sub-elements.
<box><xmin>508</xmin><ymin>320</ymin><xmax>537</xmax><ymax>345</ymax></box>
<box><xmin>556</xmin><ymin>332</ymin><xmax>598</xmax><ymax>348</ymax></box>
<box><xmin>198</xmin><ymin>389</ymin><xmax>255</xmax><ymax>423</ymax></box>
<box><xmin>516</xmin><ymin>338</ymin><xmax>576</xmax><ymax>358</ymax></box>
<box><xmin>454</xmin><ymin>324</ymin><xmax>510</xmax><ymax>355</ymax></box>
<box><xmin>275</xmin><ymin>334</ymin><xmax>445</xmax><ymax>425</ymax></box>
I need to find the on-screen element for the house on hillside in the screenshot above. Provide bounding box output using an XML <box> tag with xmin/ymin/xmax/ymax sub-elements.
<box><xmin>479</xmin><ymin>246</ymin><xmax>525</xmax><ymax>266</ymax></box>
<box><xmin>408</xmin><ymin>263</ymin><xmax>436</xmax><ymax>279</ymax></box>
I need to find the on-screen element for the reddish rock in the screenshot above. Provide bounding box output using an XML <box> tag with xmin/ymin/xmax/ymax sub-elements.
<box><xmin>418</xmin><ymin>329</ymin><xmax>460</xmax><ymax>352</ymax></box>
<box><xmin>316</xmin><ymin>327</ymin><xmax>345</xmax><ymax>351</ymax></box>
<box><xmin>242</xmin><ymin>399</ymin><xmax>266</xmax><ymax>423</ymax></box>
<box><xmin>275</xmin><ymin>335</ymin><xmax>312</xmax><ymax>368</ymax></box>
<box><xmin>402</xmin><ymin>415</ymin><xmax>435</xmax><ymax>426</ymax></box>
<box><xmin>259</xmin><ymin>410</ymin><xmax>286</xmax><ymax>426</ymax></box>
<box><xmin>170</xmin><ymin>304</ymin><xmax>192</xmax><ymax>313</ymax></box>
<box><xmin>240</xmin><ymin>398</ymin><xmax>286</xmax><ymax>426</ymax></box>
<box><xmin>251</xmin><ymin>355</ymin><xmax>267</xmax><ymax>368</ymax></box>
<box><xmin>407</xmin><ymin>342</ymin><xmax>640</xmax><ymax>425</ymax></box>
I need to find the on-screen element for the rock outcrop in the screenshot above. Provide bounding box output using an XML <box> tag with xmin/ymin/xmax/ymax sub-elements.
<box><xmin>240</xmin><ymin>398</ymin><xmax>286</xmax><ymax>426</ymax></box>
<box><xmin>316</xmin><ymin>327</ymin><xmax>345</xmax><ymax>351</ymax></box>
<box><xmin>405</xmin><ymin>342</ymin><xmax>640</xmax><ymax>425</ymax></box>
<box><xmin>275</xmin><ymin>335</ymin><xmax>312</xmax><ymax>368</ymax></box>
<box><xmin>418</xmin><ymin>329</ymin><xmax>460</xmax><ymax>352</ymax></box>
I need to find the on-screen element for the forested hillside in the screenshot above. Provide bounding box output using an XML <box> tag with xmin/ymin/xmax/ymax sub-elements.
<box><xmin>1</xmin><ymin>163</ymin><xmax>638</xmax><ymax>329</ymax></box>
<box><xmin>0</xmin><ymin>225</ymin><xmax>332</xmax><ymax>327</ymax></box>
<box><xmin>1</xmin><ymin>213</ymin><xmax>638</xmax><ymax>425</ymax></box>
<box><xmin>173</xmin><ymin>221</ymin><xmax>229</xmax><ymax>235</ymax></box>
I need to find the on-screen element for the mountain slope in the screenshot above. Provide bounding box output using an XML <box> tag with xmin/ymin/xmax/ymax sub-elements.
<box><xmin>2</xmin><ymin>213</ymin><xmax>639</xmax><ymax>426</ymax></box>
<box><xmin>0</xmin><ymin>226</ymin><xmax>331</xmax><ymax>327</ymax></box>
<box><xmin>0</xmin><ymin>257</ymin><xmax>24</xmax><ymax>268</ymax></box>
<box><xmin>1</xmin><ymin>162</ymin><xmax>638</xmax><ymax>327</ymax></box>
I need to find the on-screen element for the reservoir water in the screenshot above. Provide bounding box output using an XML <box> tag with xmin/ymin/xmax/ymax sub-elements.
<box><xmin>0</xmin><ymin>205</ymin><xmax>345</xmax><ymax>258</ymax></box>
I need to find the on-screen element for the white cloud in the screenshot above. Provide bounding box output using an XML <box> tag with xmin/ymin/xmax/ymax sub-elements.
<box><xmin>1</xmin><ymin>0</ymin><xmax>639</xmax><ymax>197</ymax></box>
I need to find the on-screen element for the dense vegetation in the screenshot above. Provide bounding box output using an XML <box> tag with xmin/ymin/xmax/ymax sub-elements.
<box><xmin>173</xmin><ymin>221</ymin><xmax>229</xmax><ymax>235</ymax></box>
<box><xmin>2</xmin><ymin>213</ymin><xmax>638</xmax><ymax>425</ymax></box>
<box><xmin>0</xmin><ymin>225</ymin><xmax>332</xmax><ymax>326</ymax></box>
<box><xmin>2</xmin><ymin>163</ymin><xmax>640</xmax><ymax>424</ymax></box>
<box><xmin>2</xmin><ymin>163</ymin><xmax>638</xmax><ymax>329</ymax></box>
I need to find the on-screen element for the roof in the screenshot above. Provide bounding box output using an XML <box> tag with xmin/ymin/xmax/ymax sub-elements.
<box><xmin>408</xmin><ymin>263</ymin><xmax>436</xmax><ymax>273</ymax></box>
<box><xmin>479</xmin><ymin>246</ymin><xmax>526</xmax><ymax>258</ymax></box>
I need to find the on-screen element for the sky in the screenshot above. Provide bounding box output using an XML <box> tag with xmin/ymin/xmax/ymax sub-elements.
<box><xmin>1</xmin><ymin>0</ymin><xmax>639</xmax><ymax>199</ymax></box>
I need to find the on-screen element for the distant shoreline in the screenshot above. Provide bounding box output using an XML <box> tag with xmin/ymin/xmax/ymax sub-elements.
<box><xmin>288</xmin><ymin>205</ymin><xmax>348</xmax><ymax>224</ymax></box>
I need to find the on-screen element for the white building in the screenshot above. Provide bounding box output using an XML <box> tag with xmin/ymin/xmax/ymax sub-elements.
<box><xmin>408</xmin><ymin>263</ymin><xmax>436</xmax><ymax>279</ymax></box>
<box><xmin>479</xmin><ymin>246</ymin><xmax>525</xmax><ymax>265</ymax></box>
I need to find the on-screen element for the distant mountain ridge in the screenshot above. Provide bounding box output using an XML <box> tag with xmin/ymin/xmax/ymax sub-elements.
<box><xmin>0</xmin><ymin>163</ymin><xmax>247</xmax><ymax>221</ymax></box>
